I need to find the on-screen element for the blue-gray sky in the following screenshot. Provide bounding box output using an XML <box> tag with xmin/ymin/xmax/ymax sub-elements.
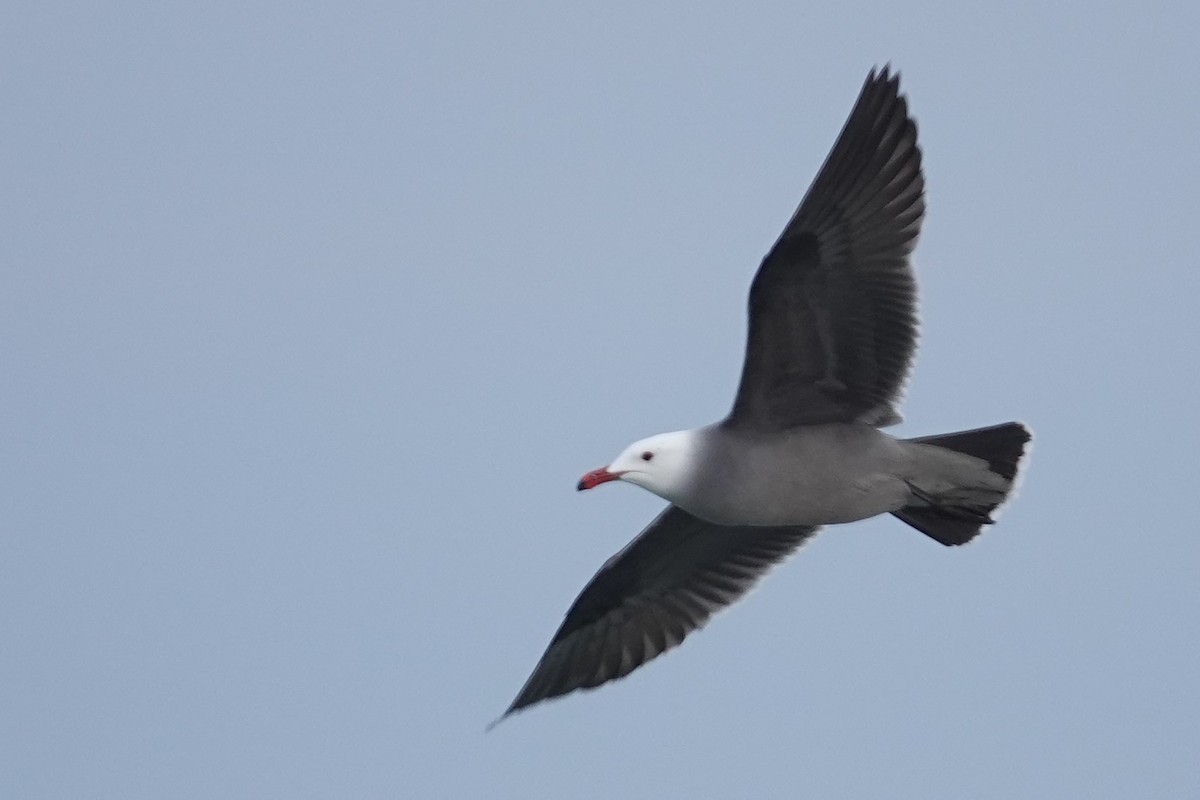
<box><xmin>4</xmin><ymin>3</ymin><xmax>1199</xmax><ymax>798</ymax></box>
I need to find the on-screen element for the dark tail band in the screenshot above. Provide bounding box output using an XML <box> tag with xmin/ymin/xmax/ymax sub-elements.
<box><xmin>892</xmin><ymin>422</ymin><xmax>1031</xmax><ymax>546</ymax></box>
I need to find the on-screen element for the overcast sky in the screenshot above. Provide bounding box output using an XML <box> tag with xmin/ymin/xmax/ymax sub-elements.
<box><xmin>4</xmin><ymin>2</ymin><xmax>1199</xmax><ymax>798</ymax></box>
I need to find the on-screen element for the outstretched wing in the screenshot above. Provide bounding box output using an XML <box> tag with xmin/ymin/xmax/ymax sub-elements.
<box><xmin>728</xmin><ymin>67</ymin><xmax>925</xmax><ymax>431</ymax></box>
<box><xmin>497</xmin><ymin>506</ymin><xmax>818</xmax><ymax>722</ymax></box>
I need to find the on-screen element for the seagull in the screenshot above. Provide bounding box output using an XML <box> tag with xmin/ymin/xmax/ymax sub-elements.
<box><xmin>496</xmin><ymin>66</ymin><xmax>1031</xmax><ymax>725</ymax></box>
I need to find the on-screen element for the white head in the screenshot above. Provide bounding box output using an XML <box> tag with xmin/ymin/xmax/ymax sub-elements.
<box><xmin>577</xmin><ymin>429</ymin><xmax>702</xmax><ymax>504</ymax></box>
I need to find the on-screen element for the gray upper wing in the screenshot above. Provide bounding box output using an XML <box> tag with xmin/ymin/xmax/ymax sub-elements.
<box><xmin>727</xmin><ymin>67</ymin><xmax>925</xmax><ymax>431</ymax></box>
<box><xmin>497</xmin><ymin>506</ymin><xmax>818</xmax><ymax>721</ymax></box>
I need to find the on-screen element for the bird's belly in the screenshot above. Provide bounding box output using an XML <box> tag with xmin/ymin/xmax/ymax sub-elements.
<box><xmin>684</xmin><ymin>428</ymin><xmax>914</xmax><ymax>527</ymax></box>
<box><xmin>782</xmin><ymin>471</ymin><xmax>911</xmax><ymax>525</ymax></box>
<box><xmin>694</xmin><ymin>473</ymin><xmax>909</xmax><ymax>527</ymax></box>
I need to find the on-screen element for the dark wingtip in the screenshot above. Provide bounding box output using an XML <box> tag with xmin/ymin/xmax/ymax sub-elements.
<box><xmin>576</xmin><ymin>479</ymin><xmax>587</xmax><ymax>491</ymax></box>
<box><xmin>866</xmin><ymin>63</ymin><xmax>902</xmax><ymax>96</ymax></box>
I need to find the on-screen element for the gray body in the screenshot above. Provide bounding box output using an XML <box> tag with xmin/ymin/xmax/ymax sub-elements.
<box><xmin>497</xmin><ymin>68</ymin><xmax>1032</xmax><ymax>725</ymax></box>
<box><xmin>687</xmin><ymin>423</ymin><xmax>1009</xmax><ymax>527</ymax></box>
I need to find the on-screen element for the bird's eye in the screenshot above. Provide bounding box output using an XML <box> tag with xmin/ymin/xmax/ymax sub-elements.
<box><xmin>640</xmin><ymin>451</ymin><xmax>654</xmax><ymax>462</ymax></box>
